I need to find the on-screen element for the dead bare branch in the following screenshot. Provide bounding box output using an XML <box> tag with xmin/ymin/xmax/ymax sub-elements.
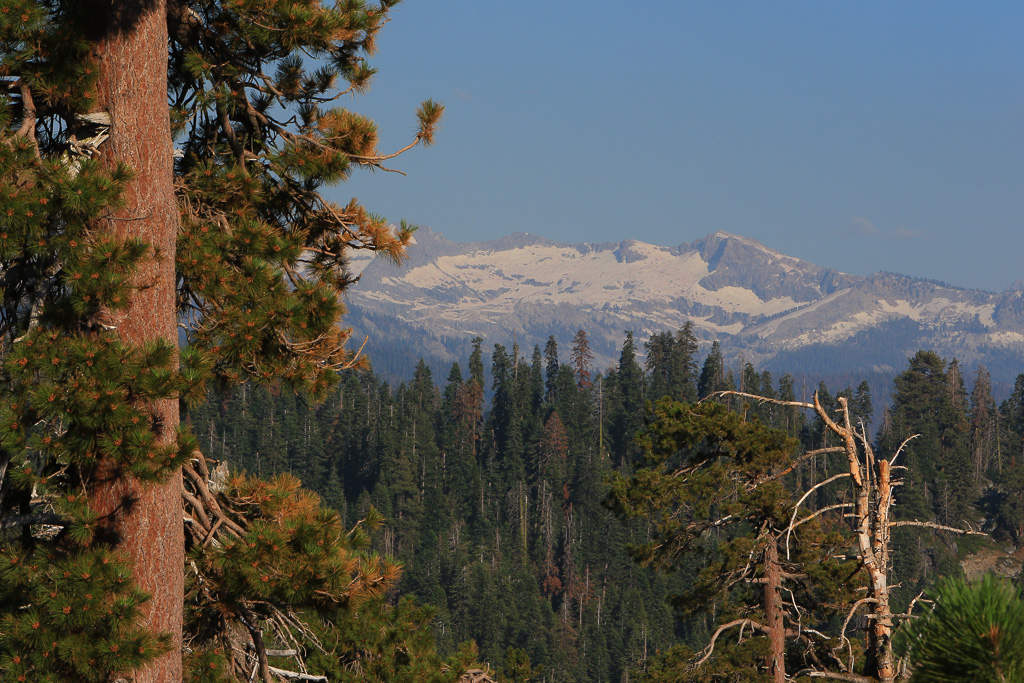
<box><xmin>267</xmin><ymin>667</ymin><xmax>327</xmax><ymax>682</ymax></box>
<box><xmin>691</xmin><ymin>618</ymin><xmax>773</xmax><ymax>669</ymax></box>
<box><xmin>706</xmin><ymin>390</ymin><xmax>815</xmax><ymax>410</ymax></box>
<box><xmin>888</xmin><ymin>434</ymin><xmax>919</xmax><ymax>467</ymax></box>
<box><xmin>748</xmin><ymin>446</ymin><xmax>847</xmax><ymax>490</ymax></box>
<box><xmin>786</xmin><ymin>472</ymin><xmax>851</xmax><ymax>559</ymax></box>
<box><xmin>793</xmin><ymin>670</ymin><xmax>875</xmax><ymax>682</ymax></box>
<box><xmin>888</xmin><ymin>520</ymin><xmax>986</xmax><ymax>535</ymax></box>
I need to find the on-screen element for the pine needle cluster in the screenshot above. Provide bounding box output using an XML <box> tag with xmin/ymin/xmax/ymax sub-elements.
<box><xmin>0</xmin><ymin>547</ymin><xmax>170</xmax><ymax>683</ymax></box>
<box><xmin>898</xmin><ymin>575</ymin><xmax>1024</xmax><ymax>682</ymax></box>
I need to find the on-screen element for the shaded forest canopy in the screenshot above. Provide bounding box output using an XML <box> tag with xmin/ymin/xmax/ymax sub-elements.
<box><xmin>188</xmin><ymin>326</ymin><xmax>1024</xmax><ymax>681</ymax></box>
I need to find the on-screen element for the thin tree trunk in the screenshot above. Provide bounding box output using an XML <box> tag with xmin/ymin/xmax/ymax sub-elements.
<box><xmin>84</xmin><ymin>1</ymin><xmax>183</xmax><ymax>681</ymax></box>
<box><xmin>764</xmin><ymin>539</ymin><xmax>786</xmax><ymax>683</ymax></box>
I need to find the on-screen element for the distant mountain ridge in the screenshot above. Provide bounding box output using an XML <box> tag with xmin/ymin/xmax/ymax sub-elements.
<box><xmin>344</xmin><ymin>228</ymin><xmax>1024</xmax><ymax>388</ymax></box>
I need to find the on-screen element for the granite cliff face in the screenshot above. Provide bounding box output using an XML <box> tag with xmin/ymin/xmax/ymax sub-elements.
<box><xmin>344</xmin><ymin>228</ymin><xmax>1024</xmax><ymax>384</ymax></box>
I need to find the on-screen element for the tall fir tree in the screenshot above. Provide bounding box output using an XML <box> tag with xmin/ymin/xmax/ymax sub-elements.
<box><xmin>969</xmin><ymin>365</ymin><xmax>998</xmax><ymax>482</ymax></box>
<box><xmin>543</xmin><ymin>335</ymin><xmax>559</xmax><ymax>401</ymax></box>
<box><xmin>851</xmin><ymin>379</ymin><xmax>874</xmax><ymax>429</ymax></box>
<box><xmin>696</xmin><ymin>341</ymin><xmax>725</xmax><ymax>400</ymax></box>
<box><xmin>569</xmin><ymin>329</ymin><xmax>593</xmax><ymax>389</ymax></box>
<box><xmin>609</xmin><ymin>331</ymin><xmax>644</xmax><ymax>466</ymax></box>
<box><xmin>877</xmin><ymin>351</ymin><xmax>978</xmax><ymax>612</ymax></box>
<box><xmin>644</xmin><ymin>331</ymin><xmax>674</xmax><ymax>402</ymax></box>
<box><xmin>670</xmin><ymin>322</ymin><xmax>700</xmax><ymax>404</ymax></box>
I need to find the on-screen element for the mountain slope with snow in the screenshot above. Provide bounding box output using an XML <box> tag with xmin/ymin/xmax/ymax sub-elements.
<box><xmin>344</xmin><ymin>228</ymin><xmax>1024</xmax><ymax>384</ymax></box>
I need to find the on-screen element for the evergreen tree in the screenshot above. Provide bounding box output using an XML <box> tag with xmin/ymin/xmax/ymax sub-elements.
<box><xmin>0</xmin><ymin>0</ymin><xmax>449</xmax><ymax>680</ymax></box>
<box><xmin>569</xmin><ymin>329</ymin><xmax>594</xmax><ymax>389</ymax></box>
<box><xmin>607</xmin><ymin>400</ymin><xmax>857</xmax><ymax>682</ymax></box>
<box><xmin>898</xmin><ymin>575</ymin><xmax>1024</xmax><ymax>682</ymax></box>
<box><xmin>696</xmin><ymin>341</ymin><xmax>725</xmax><ymax>400</ymax></box>
<box><xmin>777</xmin><ymin>373</ymin><xmax>802</xmax><ymax>437</ymax></box>
<box><xmin>609</xmin><ymin>331</ymin><xmax>644</xmax><ymax>465</ymax></box>
<box><xmin>469</xmin><ymin>337</ymin><xmax>487</xmax><ymax>390</ymax></box>
<box><xmin>881</xmin><ymin>352</ymin><xmax>975</xmax><ymax>528</ymax></box>
<box><xmin>847</xmin><ymin>379</ymin><xmax>874</xmax><ymax>433</ymax></box>
<box><xmin>644</xmin><ymin>331</ymin><xmax>674</xmax><ymax>402</ymax></box>
<box><xmin>644</xmin><ymin>324</ymin><xmax>699</xmax><ymax>405</ymax></box>
<box><xmin>970</xmin><ymin>366</ymin><xmax>998</xmax><ymax>482</ymax></box>
<box><xmin>670</xmin><ymin>322</ymin><xmax>700</xmax><ymax>404</ymax></box>
<box><xmin>544</xmin><ymin>335</ymin><xmax>559</xmax><ymax>401</ymax></box>
<box><xmin>441</xmin><ymin>362</ymin><xmax>481</xmax><ymax>515</ymax></box>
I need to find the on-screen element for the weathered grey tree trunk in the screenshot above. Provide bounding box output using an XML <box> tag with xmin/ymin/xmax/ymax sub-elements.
<box><xmin>829</xmin><ymin>396</ymin><xmax>896</xmax><ymax>682</ymax></box>
<box><xmin>84</xmin><ymin>1</ymin><xmax>183</xmax><ymax>681</ymax></box>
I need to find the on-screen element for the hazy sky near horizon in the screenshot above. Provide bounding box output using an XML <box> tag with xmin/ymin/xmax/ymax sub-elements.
<box><xmin>337</xmin><ymin>2</ymin><xmax>1023</xmax><ymax>292</ymax></box>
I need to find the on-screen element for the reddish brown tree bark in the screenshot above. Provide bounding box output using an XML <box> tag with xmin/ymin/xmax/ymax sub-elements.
<box><xmin>764</xmin><ymin>539</ymin><xmax>786</xmax><ymax>683</ymax></box>
<box><xmin>84</xmin><ymin>1</ymin><xmax>183</xmax><ymax>681</ymax></box>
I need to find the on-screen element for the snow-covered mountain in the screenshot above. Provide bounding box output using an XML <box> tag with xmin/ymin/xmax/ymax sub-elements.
<box><xmin>344</xmin><ymin>228</ymin><xmax>1024</xmax><ymax>386</ymax></box>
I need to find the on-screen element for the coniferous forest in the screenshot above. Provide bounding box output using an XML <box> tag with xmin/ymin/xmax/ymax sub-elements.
<box><xmin>2</xmin><ymin>0</ymin><xmax>1023</xmax><ymax>681</ymax></box>
<box><xmin>187</xmin><ymin>325</ymin><xmax>1024</xmax><ymax>681</ymax></box>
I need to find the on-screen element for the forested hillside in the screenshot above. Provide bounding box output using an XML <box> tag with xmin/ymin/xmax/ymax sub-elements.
<box><xmin>187</xmin><ymin>326</ymin><xmax>1024</xmax><ymax>681</ymax></box>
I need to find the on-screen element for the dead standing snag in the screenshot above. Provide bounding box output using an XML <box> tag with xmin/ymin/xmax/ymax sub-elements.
<box><xmin>713</xmin><ymin>390</ymin><xmax>983</xmax><ymax>682</ymax></box>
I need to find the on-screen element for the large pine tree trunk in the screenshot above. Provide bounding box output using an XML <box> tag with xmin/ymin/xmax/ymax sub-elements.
<box><xmin>85</xmin><ymin>2</ymin><xmax>183</xmax><ymax>681</ymax></box>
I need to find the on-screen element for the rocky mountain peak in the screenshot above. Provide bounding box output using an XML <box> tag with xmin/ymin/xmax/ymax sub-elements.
<box><xmin>344</xmin><ymin>230</ymin><xmax>1024</xmax><ymax>386</ymax></box>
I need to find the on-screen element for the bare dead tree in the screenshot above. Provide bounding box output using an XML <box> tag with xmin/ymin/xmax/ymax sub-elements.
<box><xmin>712</xmin><ymin>391</ymin><xmax>984</xmax><ymax>683</ymax></box>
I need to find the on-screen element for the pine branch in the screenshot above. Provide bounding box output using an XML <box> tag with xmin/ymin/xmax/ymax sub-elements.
<box><xmin>785</xmin><ymin>473</ymin><xmax>852</xmax><ymax>559</ymax></box>
<box><xmin>706</xmin><ymin>390</ymin><xmax>816</xmax><ymax>410</ymax></box>
<box><xmin>267</xmin><ymin>667</ymin><xmax>327</xmax><ymax>682</ymax></box>
<box><xmin>237</xmin><ymin>603</ymin><xmax>272</xmax><ymax>683</ymax></box>
<box><xmin>888</xmin><ymin>520</ymin><xmax>985</xmax><ymax>535</ymax></box>
<box><xmin>793</xmin><ymin>670</ymin><xmax>875</xmax><ymax>682</ymax></box>
<box><xmin>748</xmin><ymin>446</ymin><xmax>847</xmax><ymax>490</ymax></box>
<box><xmin>6</xmin><ymin>79</ymin><xmax>39</xmax><ymax>155</ymax></box>
<box><xmin>691</xmin><ymin>618</ymin><xmax>774</xmax><ymax>670</ymax></box>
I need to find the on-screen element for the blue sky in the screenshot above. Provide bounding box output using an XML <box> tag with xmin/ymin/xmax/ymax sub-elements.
<box><xmin>336</xmin><ymin>1</ymin><xmax>1024</xmax><ymax>292</ymax></box>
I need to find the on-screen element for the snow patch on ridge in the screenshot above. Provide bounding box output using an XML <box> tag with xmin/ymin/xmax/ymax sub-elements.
<box><xmin>388</xmin><ymin>243</ymin><xmax>802</xmax><ymax>317</ymax></box>
<box><xmin>344</xmin><ymin>229</ymin><xmax>1022</xmax><ymax>379</ymax></box>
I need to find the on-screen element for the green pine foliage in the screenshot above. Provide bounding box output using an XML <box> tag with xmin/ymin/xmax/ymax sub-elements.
<box><xmin>875</xmin><ymin>351</ymin><xmax>986</xmax><ymax>609</ymax></box>
<box><xmin>607</xmin><ymin>399</ymin><xmax>860</xmax><ymax>679</ymax></box>
<box><xmin>898</xmin><ymin>575</ymin><xmax>1024</xmax><ymax>682</ymax></box>
<box><xmin>1</xmin><ymin>0</ymin><xmax>461</xmax><ymax>679</ymax></box>
<box><xmin>181</xmin><ymin>470</ymin><xmax>475</xmax><ymax>681</ymax></box>
<box><xmin>168</xmin><ymin>0</ymin><xmax>442</xmax><ymax>396</ymax></box>
<box><xmin>186</xmin><ymin>324</ymin><xmax>1024</xmax><ymax>682</ymax></box>
<box><xmin>0</xmin><ymin>547</ymin><xmax>170</xmax><ymax>683</ymax></box>
<box><xmin>191</xmin><ymin>328</ymin><xmax>1024</xmax><ymax>681</ymax></box>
